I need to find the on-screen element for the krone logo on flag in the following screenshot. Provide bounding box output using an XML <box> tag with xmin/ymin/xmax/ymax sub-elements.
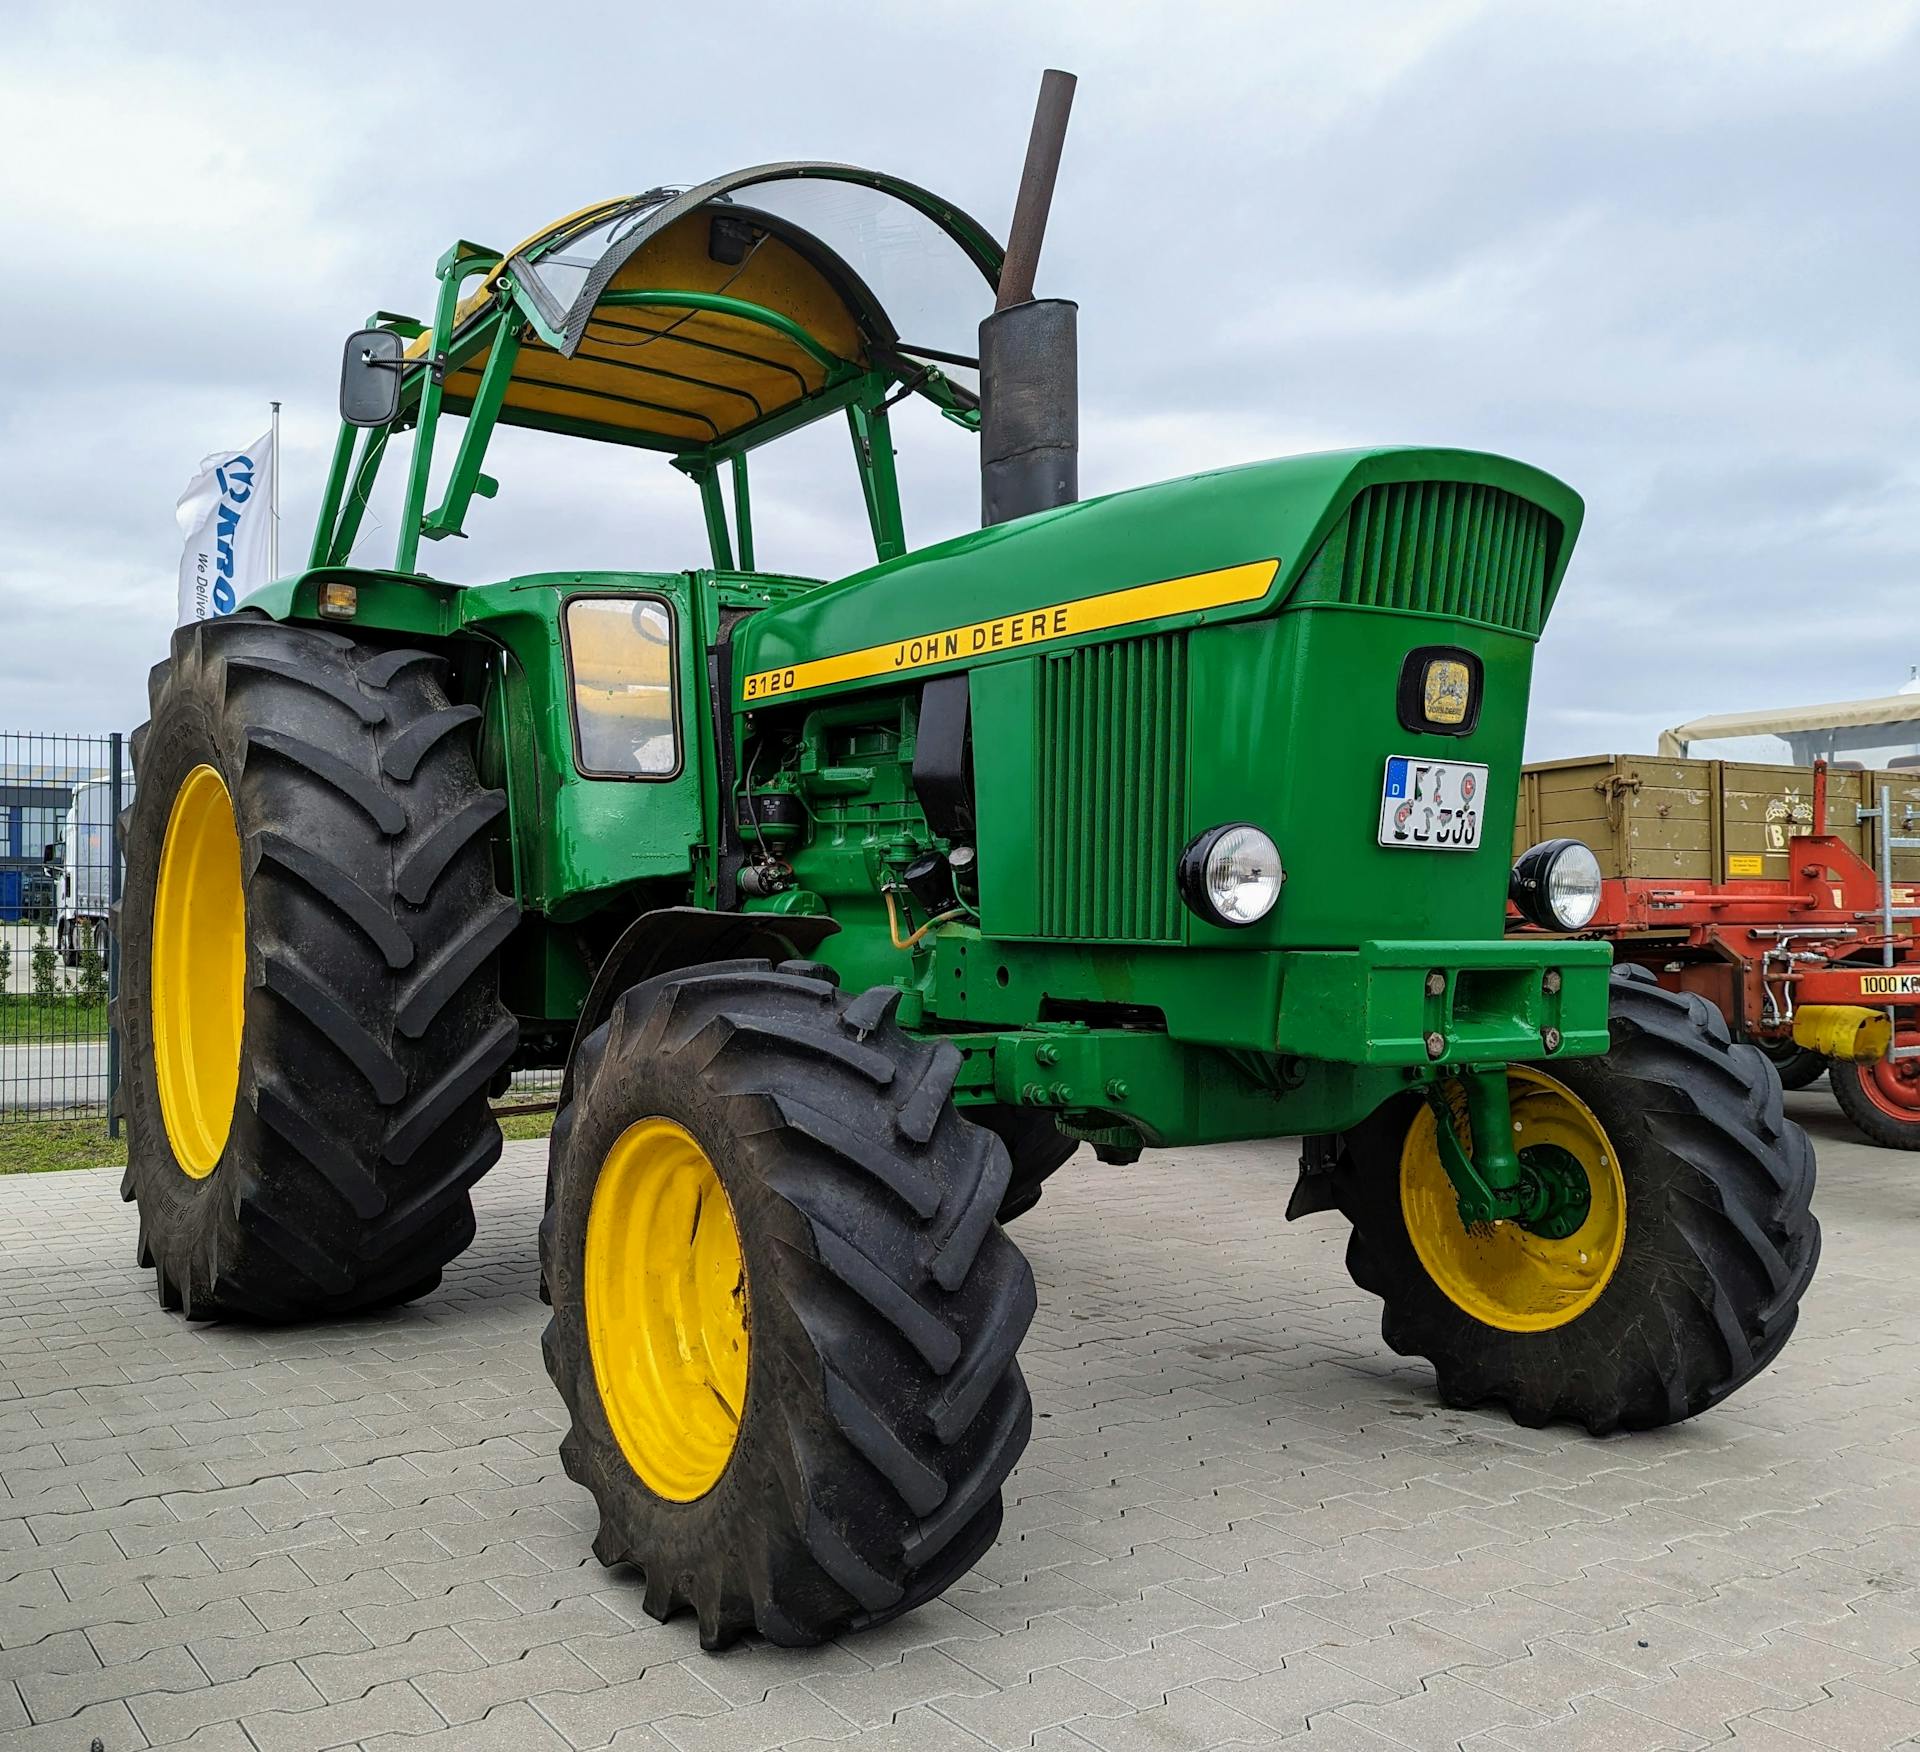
<box><xmin>175</xmin><ymin>429</ymin><xmax>276</xmax><ymax>626</ymax></box>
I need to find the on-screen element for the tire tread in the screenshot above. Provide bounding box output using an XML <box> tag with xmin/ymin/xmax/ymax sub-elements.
<box><xmin>540</xmin><ymin>962</ymin><xmax>1034</xmax><ymax>1649</ymax></box>
<box><xmin>121</xmin><ymin>621</ymin><xmax>515</xmax><ymax>1321</ymax></box>
<box><xmin>1335</xmin><ymin>967</ymin><xmax>1818</xmax><ymax>1435</ymax></box>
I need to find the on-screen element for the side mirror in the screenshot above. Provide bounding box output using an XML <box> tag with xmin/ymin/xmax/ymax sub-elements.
<box><xmin>339</xmin><ymin>328</ymin><xmax>407</xmax><ymax>427</ymax></box>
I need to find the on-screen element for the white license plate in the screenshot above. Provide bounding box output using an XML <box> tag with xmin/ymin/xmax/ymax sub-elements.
<box><xmin>1378</xmin><ymin>756</ymin><xmax>1488</xmax><ymax>851</ymax></box>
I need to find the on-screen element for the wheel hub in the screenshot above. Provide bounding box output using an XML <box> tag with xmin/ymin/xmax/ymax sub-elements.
<box><xmin>584</xmin><ymin>1117</ymin><xmax>749</xmax><ymax>1502</ymax></box>
<box><xmin>1862</xmin><ymin>1038</ymin><xmax>1920</xmax><ymax>1115</ymax></box>
<box><xmin>1400</xmin><ymin>1067</ymin><xmax>1627</xmax><ymax>1333</ymax></box>
<box><xmin>1511</xmin><ymin>1142</ymin><xmax>1592</xmax><ymax>1240</ymax></box>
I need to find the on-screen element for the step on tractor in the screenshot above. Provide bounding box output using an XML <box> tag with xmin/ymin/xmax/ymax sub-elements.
<box><xmin>120</xmin><ymin>76</ymin><xmax>1819</xmax><ymax>1647</ymax></box>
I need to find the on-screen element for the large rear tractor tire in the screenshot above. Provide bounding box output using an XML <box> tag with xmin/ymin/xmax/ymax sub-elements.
<box><xmin>119</xmin><ymin>617</ymin><xmax>517</xmax><ymax>1319</ymax></box>
<box><xmin>1335</xmin><ymin>967</ymin><xmax>1819</xmax><ymax>1434</ymax></box>
<box><xmin>1830</xmin><ymin>1028</ymin><xmax>1920</xmax><ymax>1148</ymax></box>
<box><xmin>541</xmin><ymin>961</ymin><xmax>1036</xmax><ymax>1648</ymax></box>
<box><xmin>972</xmin><ymin>1105</ymin><xmax>1078</xmax><ymax>1222</ymax></box>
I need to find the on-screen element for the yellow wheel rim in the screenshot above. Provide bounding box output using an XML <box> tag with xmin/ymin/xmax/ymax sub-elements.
<box><xmin>1400</xmin><ymin>1067</ymin><xmax>1626</xmax><ymax>1333</ymax></box>
<box><xmin>585</xmin><ymin>1117</ymin><xmax>749</xmax><ymax>1501</ymax></box>
<box><xmin>151</xmin><ymin>764</ymin><xmax>246</xmax><ymax>1179</ymax></box>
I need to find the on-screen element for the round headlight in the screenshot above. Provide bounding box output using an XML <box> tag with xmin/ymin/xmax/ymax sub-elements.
<box><xmin>1510</xmin><ymin>838</ymin><xmax>1603</xmax><ymax>932</ymax></box>
<box><xmin>1179</xmin><ymin>823</ymin><xmax>1283</xmax><ymax>927</ymax></box>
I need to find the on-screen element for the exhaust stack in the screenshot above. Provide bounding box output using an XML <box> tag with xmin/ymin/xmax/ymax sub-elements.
<box><xmin>980</xmin><ymin>69</ymin><xmax>1078</xmax><ymax>528</ymax></box>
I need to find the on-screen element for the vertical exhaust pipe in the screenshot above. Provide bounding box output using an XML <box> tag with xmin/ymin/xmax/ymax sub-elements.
<box><xmin>980</xmin><ymin>69</ymin><xmax>1078</xmax><ymax>527</ymax></box>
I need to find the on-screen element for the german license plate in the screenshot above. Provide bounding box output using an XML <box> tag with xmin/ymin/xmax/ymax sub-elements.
<box><xmin>1379</xmin><ymin>756</ymin><xmax>1488</xmax><ymax>851</ymax></box>
<box><xmin>1859</xmin><ymin>972</ymin><xmax>1920</xmax><ymax>997</ymax></box>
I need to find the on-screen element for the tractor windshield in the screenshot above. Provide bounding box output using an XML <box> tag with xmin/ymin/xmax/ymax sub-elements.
<box><xmin>516</xmin><ymin>165</ymin><xmax>1003</xmax><ymax>385</ymax></box>
<box><xmin>705</xmin><ymin>178</ymin><xmax>998</xmax><ymax>383</ymax></box>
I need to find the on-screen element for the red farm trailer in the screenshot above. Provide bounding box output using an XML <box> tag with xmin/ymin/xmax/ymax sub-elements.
<box><xmin>1513</xmin><ymin>753</ymin><xmax>1920</xmax><ymax>1147</ymax></box>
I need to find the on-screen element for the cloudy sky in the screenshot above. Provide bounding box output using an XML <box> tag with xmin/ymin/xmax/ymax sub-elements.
<box><xmin>4</xmin><ymin>0</ymin><xmax>1916</xmax><ymax>757</ymax></box>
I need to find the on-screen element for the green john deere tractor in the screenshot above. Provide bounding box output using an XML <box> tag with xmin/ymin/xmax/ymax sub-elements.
<box><xmin>120</xmin><ymin>76</ymin><xmax>1818</xmax><ymax>1647</ymax></box>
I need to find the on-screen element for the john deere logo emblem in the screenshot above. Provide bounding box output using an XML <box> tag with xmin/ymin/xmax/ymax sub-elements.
<box><xmin>1424</xmin><ymin>659</ymin><xmax>1471</xmax><ymax>725</ymax></box>
<box><xmin>1395</xmin><ymin>645</ymin><xmax>1483</xmax><ymax>738</ymax></box>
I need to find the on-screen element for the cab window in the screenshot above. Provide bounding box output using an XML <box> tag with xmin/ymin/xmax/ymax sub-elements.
<box><xmin>565</xmin><ymin>596</ymin><xmax>679</xmax><ymax>778</ymax></box>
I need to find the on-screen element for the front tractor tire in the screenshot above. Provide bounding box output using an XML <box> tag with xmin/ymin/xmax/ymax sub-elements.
<box><xmin>971</xmin><ymin>1105</ymin><xmax>1079</xmax><ymax>1222</ymax></box>
<box><xmin>1335</xmin><ymin>967</ymin><xmax>1819</xmax><ymax>1434</ymax></box>
<box><xmin>541</xmin><ymin>961</ymin><xmax>1036</xmax><ymax>1648</ymax></box>
<box><xmin>119</xmin><ymin>617</ymin><xmax>517</xmax><ymax>1320</ymax></box>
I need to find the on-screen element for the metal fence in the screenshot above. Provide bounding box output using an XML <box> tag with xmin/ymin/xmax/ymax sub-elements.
<box><xmin>502</xmin><ymin>1068</ymin><xmax>563</xmax><ymax>1109</ymax></box>
<box><xmin>1</xmin><ymin>728</ymin><xmax>560</xmax><ymax>1129</ymax></box>
<box><xmin>0</xmin><ymin>731</ymin><xmax>126</xmax><ymax>1125</ymax></box>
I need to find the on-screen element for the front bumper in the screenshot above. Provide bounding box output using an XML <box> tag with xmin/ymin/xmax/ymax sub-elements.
<box><xmin>947</xmin><ymin>936</ymin><xmax>1617</xmax><ymax>1149</ymax></box>
<box><xmin>1274</xmin><ymin>938</ymin><xmax>1614</xmax><ymax>1066</ymax></box>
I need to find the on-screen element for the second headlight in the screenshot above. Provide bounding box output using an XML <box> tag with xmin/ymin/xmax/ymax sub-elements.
<box><xmin>1178</xmin><ymin>823</ymin><xmax>1283</xmax><ymax>927</ymax></box>
<box><xmin>1510</xmin><ymin>838</ymin><xmax>1603</xmax><ymax>931</ymax></box>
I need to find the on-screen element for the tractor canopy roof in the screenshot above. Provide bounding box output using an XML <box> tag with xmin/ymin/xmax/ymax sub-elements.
<box><xmin>405</xmin><ymin>165</ymin><xmax>1005</xmax><ymax>456</ymax></box>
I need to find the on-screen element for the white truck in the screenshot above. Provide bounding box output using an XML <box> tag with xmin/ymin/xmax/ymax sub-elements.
<box><xmin>51</xmin><ymin>776</ymin><xmax>122</xmax><ymax>967</ymax></box>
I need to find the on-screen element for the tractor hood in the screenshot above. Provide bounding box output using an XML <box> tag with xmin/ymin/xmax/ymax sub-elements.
<box><xmin>734</xmin><ymin>447</ymin><xmax>1584</xmax><ymax>708</ymax></box>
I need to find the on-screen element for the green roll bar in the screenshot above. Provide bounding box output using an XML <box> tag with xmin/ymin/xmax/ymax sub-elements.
<box><xmin>311</xmin><ymin>260</ymin><xmax>928</xmax><ymax>575</ymax></box>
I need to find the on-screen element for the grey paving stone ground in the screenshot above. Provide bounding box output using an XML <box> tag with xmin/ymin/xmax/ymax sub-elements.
<box><xmin>2</xmin><ymin>1086</ymin><xmax>1917</xmax><ymax>1750</ymax></box>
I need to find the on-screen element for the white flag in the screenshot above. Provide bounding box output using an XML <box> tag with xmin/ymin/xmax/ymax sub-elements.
<box><xmin>175</xmin><ymin>430</ymin><xmax>275</xmax><ymax>626</ymax></box>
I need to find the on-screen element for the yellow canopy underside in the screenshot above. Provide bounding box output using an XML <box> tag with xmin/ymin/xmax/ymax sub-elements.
<box><xmin>416</xmin><ymin>208</ymin><xmax>867</xmax><ymax>448</ymax></box>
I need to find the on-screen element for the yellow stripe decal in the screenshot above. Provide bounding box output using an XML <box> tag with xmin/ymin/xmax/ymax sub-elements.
<box><xmin>741</xmin><ymin>557</ymin><xmax>1280</xmax><ymax>702</ymax></box>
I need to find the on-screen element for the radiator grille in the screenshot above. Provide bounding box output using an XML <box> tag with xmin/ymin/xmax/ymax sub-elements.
<box><xmin>1035</xmin><ymin>632</ymin><xmax>1187</xmax><ymax>941</ymax></box>
<box><xmin>1298</xmin><ymin>481</ymin><xmax>1555</xmax><ymax>634</ymax></box>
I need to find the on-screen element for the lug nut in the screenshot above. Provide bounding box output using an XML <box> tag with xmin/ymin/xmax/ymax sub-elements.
<box><xmin>1424</xmin><ymin>1031</ymin><xmax>1447</xmax><ymax>1060</ymax></box>
<box><xmin>1543</xmin><ymin>969</ymin><xmax>1563</xmax><ymax>995</ymax></box>
<box><xmin>1542</xmin><ymin>1026</ymin><xmax>1563</xmax><ymax>1053</ymax></box>
<box><xmin>1425</xmin><ymin>970</ymin><xmax>1446</xmax><ymax>998</ymax></box>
